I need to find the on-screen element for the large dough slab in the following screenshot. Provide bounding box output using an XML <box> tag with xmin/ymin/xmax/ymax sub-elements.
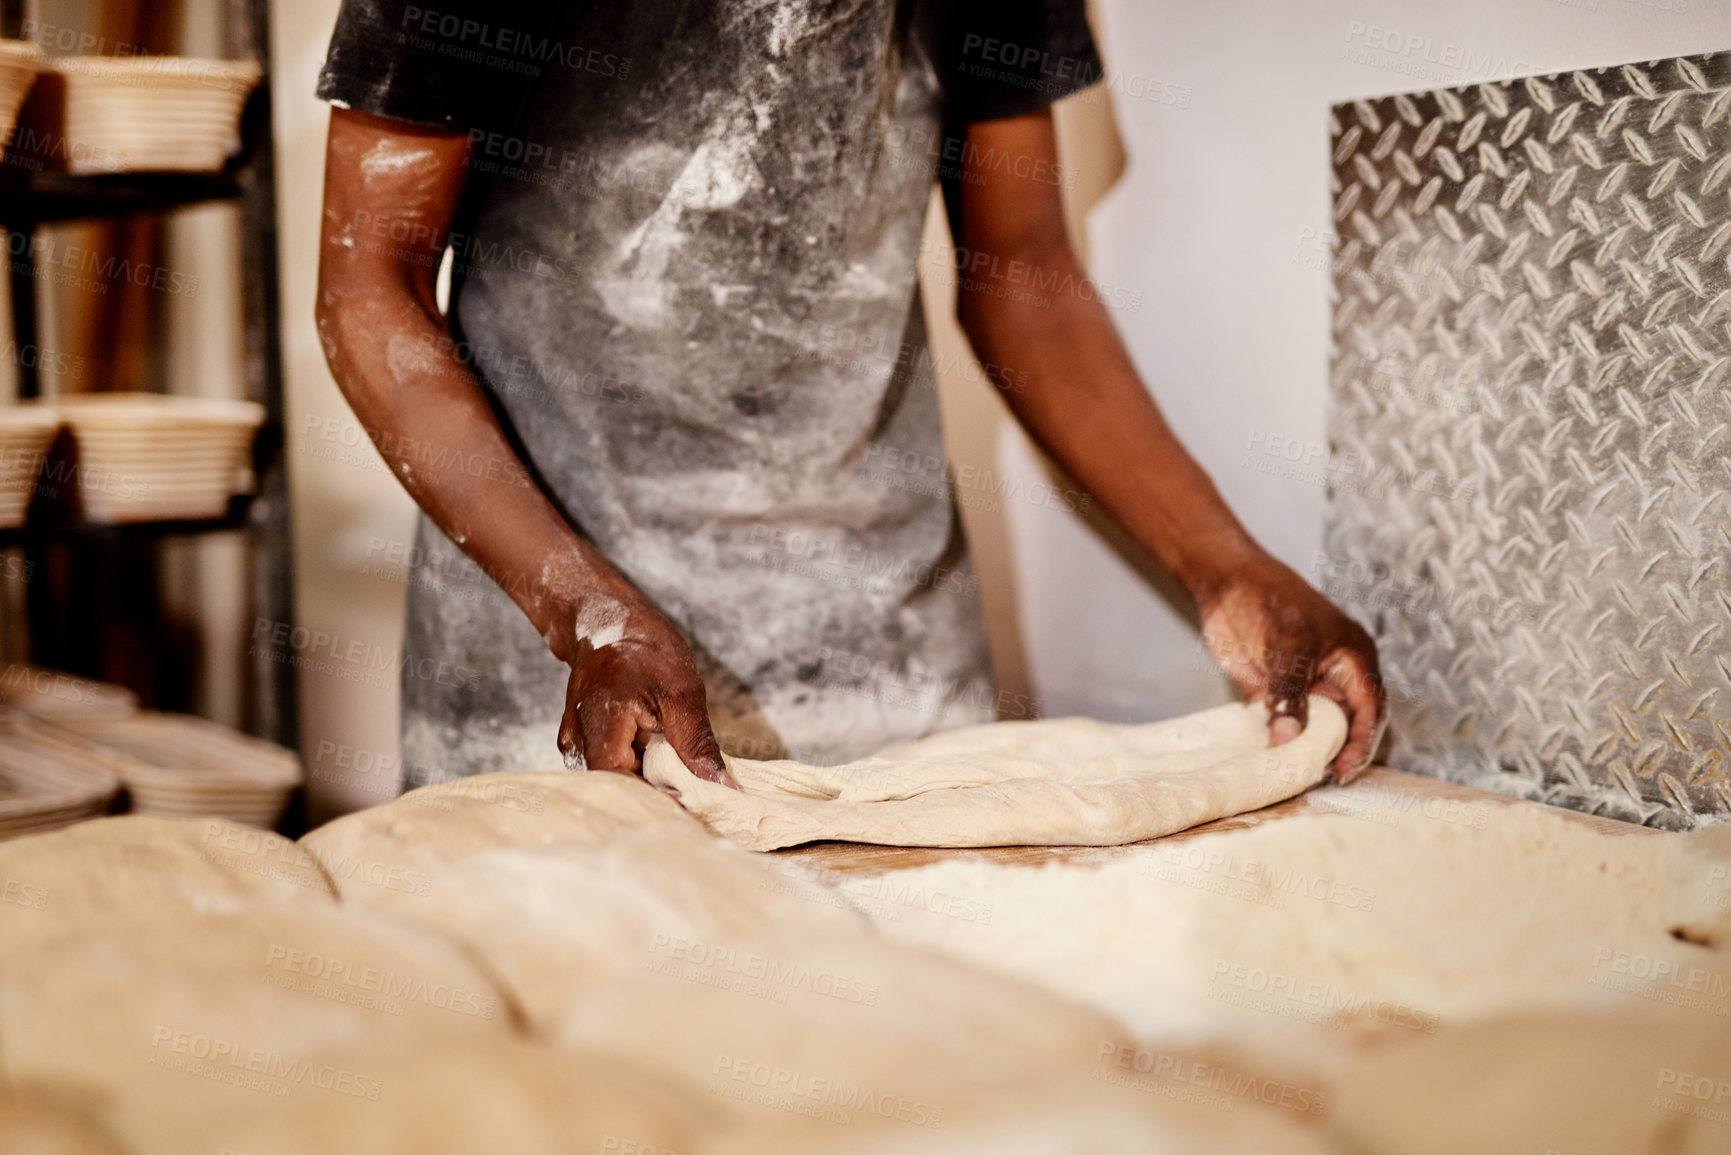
<box><xmin>0</xmin><ymin>815</ymin><xmax>332</xmax><ymax>953</ymax></box>
<box><xmin>644</xmin><ymin>696</ymin><xmax>1347</xmax><ymax>850</ymax></box>
<box><xmin>107</xmin><ymin>1036</ymin><xmax>723</xmax><ymax>1155</ymax></box>
<box><xmin>1328</xmin><ymin>1010</ymin><xmax>1731</xmax><ymax>1155</ymax></box>
<box><xmin>299</xmin><ymin>769</ymin><xmax>703</xmax><ymax>904</ymax></box>
<box><xmin>354</xmin><ymin>827</ymin><xmax>863</xmax><ymax>1031</ymax></box>
<box><xmin>1</xmin><ymin>903</ymin><xmax>507</xmax><ymax>1117</ymax></box>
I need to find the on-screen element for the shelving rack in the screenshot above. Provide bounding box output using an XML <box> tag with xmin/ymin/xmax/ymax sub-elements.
<box><xmin>0</xmin><ymin>0</ymin><xmax>295</xmax><ymax>749</ymax></box>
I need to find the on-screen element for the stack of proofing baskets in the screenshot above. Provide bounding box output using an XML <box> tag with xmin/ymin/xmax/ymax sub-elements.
<box><xmin>0</xmin><ymin>667</ymin><xmax>301</xmax><ymax>836</ymax></box>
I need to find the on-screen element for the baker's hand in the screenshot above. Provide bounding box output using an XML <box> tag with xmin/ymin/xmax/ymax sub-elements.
<box><xmin>1197</xmin><ymin>554</ymin><xmax>1386</xmax><ymax>783</ymax></box>
<box><xmin>546</xmin><ymin>590</ymin><xmax>736</xmax><ymax>787</ymax></box>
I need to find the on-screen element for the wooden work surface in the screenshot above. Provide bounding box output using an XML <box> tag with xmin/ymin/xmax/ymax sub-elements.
<box><xmin>774</xmin><ymin>766</ymin><xmax>1656</xmax><ymax>878</ymax></box>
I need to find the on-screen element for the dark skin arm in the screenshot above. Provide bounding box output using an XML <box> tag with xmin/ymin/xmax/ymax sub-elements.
<box><xmin>314</xmin><ymin>108</ymin><xmax>733</xmax><ymax>786</ymax></box>
<box><xmin>953</xmin><ymin>110</ymin><xmax>1386</xmax><ymax>781</ymax></box>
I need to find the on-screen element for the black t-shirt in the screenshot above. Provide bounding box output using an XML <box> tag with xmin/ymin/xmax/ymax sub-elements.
<box><xmin>318</xmin><ymin>0</ymin><xmax>1101</xmax><ymax>135</ymax></box>
<box><xmin>313</xmin><ymin>1</ymin><xmax>1103</xmax><ymax>774</ymax></box>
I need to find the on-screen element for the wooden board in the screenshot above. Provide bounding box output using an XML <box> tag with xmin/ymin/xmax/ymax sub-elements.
<box><xmin>774</xmin><ymin>765</ymin><xmax>1657</xmax><ymax>878</ymax></box>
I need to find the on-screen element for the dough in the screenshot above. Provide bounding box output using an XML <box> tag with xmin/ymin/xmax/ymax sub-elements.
<box><xmin>557</xmin><ymin>922</ymin><xmax>1338</xmax><ymax>1152</ymax></box>
<box><xmin>299</xmin><ymin>769</ymin><xmax>704</xmax><ymax>904</ymax></box>
<box><xmin>107</xmin><ymin>1036</ymin><xmax>723</xmax><ymax>1155</ymax></box>
<box><xmin>354</xmin><ymin>827</ymin><xmax>865</xmax><ymax>1031</ymax></box>
<box><xmin>558</xmin><ymin>921</ymin><xmax>1133</xmax><ymax>1117</ymax></box>
<box><xmin>836</xmin><ymin>793</ymin><xmax>1706</xmax><ymax>1072</ymax></box>
<box><xmin>1328</xmin><ymin>1011</ymin><xmax>1731</xmax><ymax>1155</ymax></box>
<box><xmin>1664</xmin><ymin>822</ymin><xmax>1731</xmax><ymax>950</ymax></box>
<box><xmin>0</xmin><ymin>1094</ymin><xmax>123</xmax><ymax>1155</ymax></box>
<box><xmin>0</xmin><ymin>815</ymin><xmax>332</xmax><ymax>953</ymax></box>
<box><xmin>643</xmin><ymin>696</ymin><xmax>1347</xmax><ymax>850</ymax></box>
<box><xmin>0</xmin><ymin>903</ymin><xmax>507</xmax><ymax>1118</ymax></box>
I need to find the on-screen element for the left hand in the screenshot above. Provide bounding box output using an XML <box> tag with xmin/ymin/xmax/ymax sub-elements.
<box><xmin>1197</xmin><ymin>554</ymin><xmax>1386</xmax><ymax>783</ymax></box>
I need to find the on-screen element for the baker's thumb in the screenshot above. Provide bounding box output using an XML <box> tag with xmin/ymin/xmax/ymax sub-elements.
<box><xmin>658</xmin><ymin>689</ymin><xmax>737</xmax><ymax>788</ymax></box>
<box><xmin>1267</xmin><ymin>678</ymin><xmax>1308</xmax><ymax>746</ymax></box>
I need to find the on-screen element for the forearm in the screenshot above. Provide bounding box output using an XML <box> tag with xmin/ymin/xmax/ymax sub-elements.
<box><xmin>320</xmin><ymin>294</ymin><xmax>632</xmax><ymax>651</ymax></box>
<box><xmin>958</xmin><ymin>240</ymin><xmax>1258</xmax><ymax>602</ymax></box>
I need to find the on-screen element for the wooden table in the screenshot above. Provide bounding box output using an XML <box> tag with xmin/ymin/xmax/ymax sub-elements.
<box><xmin>775</xmin><ymin>766</ymin><xmax>1655</xmax><ymax>878</ymax></box>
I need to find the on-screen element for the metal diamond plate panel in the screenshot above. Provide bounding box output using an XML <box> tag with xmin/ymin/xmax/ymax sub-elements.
<box><xmin>1325</xmin><ymin>52</ymin><xmax>1731</xmax><ymax>829</ymax></box>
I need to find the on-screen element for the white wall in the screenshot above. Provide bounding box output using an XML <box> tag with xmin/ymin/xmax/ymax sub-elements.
<box><xmin>999</xmin><ymin>0</ymin><xmax>1729</xmax><ymax>723</ymax></box>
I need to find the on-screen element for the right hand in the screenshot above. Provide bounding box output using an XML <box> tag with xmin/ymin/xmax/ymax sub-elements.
<box><xmin>548</xmin><ymin>590</ymin><xmax>736</xmax><ymax>787</ymax></box>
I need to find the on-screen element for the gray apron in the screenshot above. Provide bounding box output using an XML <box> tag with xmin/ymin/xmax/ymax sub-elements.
<box><xmin>400</xmin><ymin>0</ymin><xmax>993</xmax><ymax>785</ymax></box>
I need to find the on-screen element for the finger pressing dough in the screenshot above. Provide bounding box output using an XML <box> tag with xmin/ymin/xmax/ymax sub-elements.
<box><xmin>643</xmin><ymin>696</ymin><xmax>1348</xmax><ymax>850</ymax></box>
<box><xmin>299</xmin><ymin>769</ymin><xmax>704</xmax><ymax>904</ymax></box>
<box><xmin>0</xmin><ymin>815</ymin><xmax>332</xmax><ymax>952</ymax></box>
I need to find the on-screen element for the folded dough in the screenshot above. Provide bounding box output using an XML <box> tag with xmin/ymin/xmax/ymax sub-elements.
<box><xmin>643</xmin><ymin>696</ymin><xmax>1348</xmax><ymax>851</ymax></box>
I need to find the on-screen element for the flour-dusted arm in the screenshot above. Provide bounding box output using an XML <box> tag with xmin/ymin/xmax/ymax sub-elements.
<box><xmin>949</xmin><ymin>110</ymin><xmax>1385</xmax><ymax>782</ymax></box>
<box><xmin>315</xmin><ymin>108</ymin><xmax>733</xmax><ymax>786</ymax></box>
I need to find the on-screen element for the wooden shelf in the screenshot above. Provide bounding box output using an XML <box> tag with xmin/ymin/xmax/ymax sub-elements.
<box><xmin>0</xmin><ymin>0</ymin><xmax>298</xmax><ymax>749</ymax></box>
<box><xmin>0</xmin><ymin>500</ymin><xmax>254</xmax><ymax>549</ymax></box>
<box><xmin>0</xmin><ymin>166</ymin><xmax>246</xmax><ymax>224</ymax></box>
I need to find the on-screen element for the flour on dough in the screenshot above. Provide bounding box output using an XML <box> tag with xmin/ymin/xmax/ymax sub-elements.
<box><xmin>642</xmin><ymin>696</ymin><xmax>1348</xmax><ymax>850</ymax></box>
<box><xmin>299</xmin><ymin>770</ymin><xmax>704</xmax><ymax>904</ymax></box>
<box><xmin>0</xmin><ymin>816</ymin><xmax>333</xmax><ymax>954</ymax></box>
